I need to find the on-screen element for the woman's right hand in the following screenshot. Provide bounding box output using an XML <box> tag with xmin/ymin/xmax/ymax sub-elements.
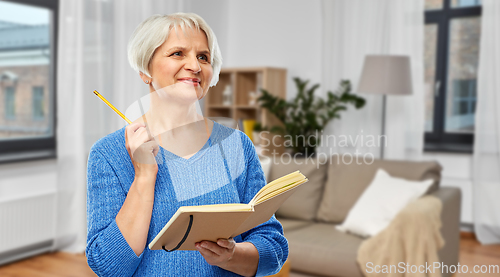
<box><xmin>125</xmin><ymin>123</ymin><xmax>159</xmax><ymax>180</ymax></box>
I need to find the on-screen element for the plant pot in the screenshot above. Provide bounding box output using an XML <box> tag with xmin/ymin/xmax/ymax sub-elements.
<box><xmin>252</xmin><ymin>131</ymin><xmax>262</xmax><ymax>145</ymax></box>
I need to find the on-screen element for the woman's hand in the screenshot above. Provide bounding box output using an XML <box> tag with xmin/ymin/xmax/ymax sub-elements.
<box><xmin>195</xmin><ymin>238</ymin><xmax>236</xmax><ymax>267</ymax></box>
<box><xmin>125</xmin><ymin>122</ymin><xmax>159</xmax><ymax>179</ymax></box>
<box><xmin>117</xmin><ymin>123</ymin><xmax>160</xmax><ymax>256</ymax></box>
<box><xmin>196</xmin><ymin>239</ymin><xmax>259</xmax><ymax>276</ymax></box>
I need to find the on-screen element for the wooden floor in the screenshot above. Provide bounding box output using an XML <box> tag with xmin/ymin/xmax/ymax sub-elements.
<box><xmin>0</xmin><ymin>236</ymin><xmax>498</xmax><ymax>277</ymax></box>
<box><xmin>456</xmin><ymin>234</ymin><xmax>500</xmax><ymax>277</ymax></box>
<box><xmin>0</xmin><ymin>252</ymin><xmax>96</xmax><ymax>277</ymax></box>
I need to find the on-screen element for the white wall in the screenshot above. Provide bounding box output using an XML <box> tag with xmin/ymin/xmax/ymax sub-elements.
<box><xmin>0</xmin><ymin>159</ymin><xmax>57</xmax><ymax>201</ymax></box>
<box><xmin>193</xmin><ymin>0</ymin><xmax>323</xmax><ymax>100</ymax></box>
<box><xmin>187</xmin><ymin>0</ymin><xmax>229</xmax><ymax>64</ymax></box>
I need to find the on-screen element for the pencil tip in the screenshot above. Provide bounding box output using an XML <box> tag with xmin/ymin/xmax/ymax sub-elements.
<box><xmin>93</xmin><ymin>90</ymin><xmax>99</xmax><ymax>95</ymax></box>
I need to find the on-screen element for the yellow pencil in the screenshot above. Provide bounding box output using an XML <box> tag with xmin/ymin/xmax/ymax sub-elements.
<box><xmin>93</xmin><ymin>90</ymin><xmax>132</xmax><ymax>124</ymax></box>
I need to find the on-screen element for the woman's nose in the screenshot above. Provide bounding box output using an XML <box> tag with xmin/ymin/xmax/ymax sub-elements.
<box><xmin>184</xmin><ymin>55</ymin><xmax>201</xmax><ymax>73</ymax></box>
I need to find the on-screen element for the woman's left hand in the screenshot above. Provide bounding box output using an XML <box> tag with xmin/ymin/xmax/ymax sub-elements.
<box><xmin>195</xmin><ymin>238</ymin><xmax>236</xmax><ymax>267</ymax></box>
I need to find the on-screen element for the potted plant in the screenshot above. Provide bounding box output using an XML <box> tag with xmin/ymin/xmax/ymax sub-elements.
<box><xmin>258</xmin><ymin>78</ymin><xmax>366</xmax><ymax>157</ymax></box>
<box><xmin>252</xmin><ymin>122</ymin><xmax>266</xmax><ymax>146</ymax></box>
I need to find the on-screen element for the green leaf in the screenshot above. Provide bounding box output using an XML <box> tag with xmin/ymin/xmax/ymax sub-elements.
<box><xmin>256</xmin><ymin>78</ymin><xmax>366</xmax><ymax>152</ymax></box>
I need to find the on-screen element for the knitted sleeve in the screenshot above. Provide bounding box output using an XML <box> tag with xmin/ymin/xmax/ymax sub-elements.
<box><xmin>85</xmin><ymin>144</ymin><xmax>143</xmax><ymax>277</ymax></box>
<box><xmin>237</xmin><ymin>132</ymin><xmax>289</xmax><ymax>277</ymax></box>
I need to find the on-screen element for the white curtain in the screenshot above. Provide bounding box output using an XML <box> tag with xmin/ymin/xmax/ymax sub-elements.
<box><xmin>473</xmin><ymin>0</ymin><xmax>500</xmax><ymax>245</ymax></box>
<box><xmin>319</xmin><ymin>0</ymin><xmax>425</xmax><ymax>161</ymax></box>
<box><xmin>55</xmin><ymin>0</ymin><xmax>185</xmax><ymax>252</ymax></box>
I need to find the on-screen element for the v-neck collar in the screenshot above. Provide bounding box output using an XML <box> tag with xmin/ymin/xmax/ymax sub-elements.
<box><xmin>159</xmin><ymin>121</ymin><xmax>218</xmax><ymax>165</ymax></box>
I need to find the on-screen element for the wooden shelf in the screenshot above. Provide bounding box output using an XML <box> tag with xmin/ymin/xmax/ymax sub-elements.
<box><xmin>235</xmin><ymin>105</ymin><xmax>258</xmax><ymax>109</ymax></box>
<box><xmin>208</xmin><ymin>105</ymin><xmax>232</xmax><ymax>109</ymax></box>
<box><xmin>205</xmin><ymin>67</ymin><xmax>286</xmax><ymax>155</ymax></box>
<box><xmin>205</xmin><ymin>67</ymin><xmax>286</xmax><ymax>126</ymax></box>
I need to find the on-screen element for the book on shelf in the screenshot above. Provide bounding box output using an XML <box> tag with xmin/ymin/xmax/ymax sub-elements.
<box><xmin>149</xmin><ymin>171</ymin><xmax>308</xmax><ymax>251</ymax></box>
<box><xmin>237</xmin><ymin>119</ymin><xmax>256</xmax><ymax>142</ymax></box>
<box><xmin>242</xmin><ymin>119</ymin><xmax>256</xmax><ymax>142</ymax></box>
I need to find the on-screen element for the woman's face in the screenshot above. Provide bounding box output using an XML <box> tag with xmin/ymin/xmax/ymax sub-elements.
<box><xmin>147</xmin><ymin>27</ymin><xmax>213</xmax><ymax>101</ymax></box>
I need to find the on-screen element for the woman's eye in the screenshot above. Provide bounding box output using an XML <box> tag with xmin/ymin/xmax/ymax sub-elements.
<box><xmin>171</xmin><ymin>51</ymin><xmax>181</xmax><ymax>56</ymax></box>
<box><xmin>198</xmin><ymin>54</ymin><xmax>209</xmax><ymax>62</ymax></box>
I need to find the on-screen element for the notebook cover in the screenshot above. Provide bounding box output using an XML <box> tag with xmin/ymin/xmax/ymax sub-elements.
<box><xmin>149</xmin><ymin>210</ymin><xmax>253</xmax><ymax>251</ymax></box>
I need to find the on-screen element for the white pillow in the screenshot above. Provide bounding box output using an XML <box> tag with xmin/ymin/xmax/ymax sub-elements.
<box><xmin>336</xmin><ymin>168</ymin><xmax>433</xmax><ymax>237</ymax></box>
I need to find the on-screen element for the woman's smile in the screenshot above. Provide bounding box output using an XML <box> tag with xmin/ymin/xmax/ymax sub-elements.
<box><xmin>177</xmin><ymin>77</ymin><xmax>201</xmax><ymax>86</ymax></box>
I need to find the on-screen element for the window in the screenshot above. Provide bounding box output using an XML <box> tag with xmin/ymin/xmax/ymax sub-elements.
<box><xmin>5</xmin><ymin>87</ymin><xmax>15</xmax><ymax>120</ymax></box>
<box><xmin>33</xmin><ymin>86</ymin><xmax>45</xmax><ymax>120</ymax></box>
<box><xmin>0</xmin><ymin>0</ymin><xmax>58</xmax><ymax>161</ymax></box>
<box><xmin>424</xmin><ymin>0</ymin><xmax>481</xmax><ymax>152</ymax></box>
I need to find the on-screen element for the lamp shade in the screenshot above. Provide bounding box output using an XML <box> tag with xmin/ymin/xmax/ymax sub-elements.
<box><xmin>357</xmin><ymin>55</ymin><xmax>413</xmax><ymax>95</ymax></box>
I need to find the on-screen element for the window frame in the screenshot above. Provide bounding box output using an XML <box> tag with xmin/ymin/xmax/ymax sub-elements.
<box><xmin>0</xmin><ymin>0</ymin><xmax>58</xmax><ymax>162</ymax></box>
<box><xmin>424</xmin><ymin>0</ymin><xmax>481</xmax><ymax>153</ymax></box>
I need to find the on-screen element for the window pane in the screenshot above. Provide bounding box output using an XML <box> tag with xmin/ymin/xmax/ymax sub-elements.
<box><xmin>424</xmin><ymin>24</ymin><xmax>438</xmax><ymax>132</ymax></box>
<box><xmin>5</xmin><ymin>87</ymin><xmax>15</xmax><ymax>119</ymax></box>
<box><xmin>33</xmin><ymin>86</ymin><xmax>45</xmax><ymax>120</ymax></box>
<box><xmin>0</xmin><ymin>2</ymin><xmax>53</xmax><ymax>140</ymax></box>
<box><xmin>425</xmin><ymin>0</ymin><xmax>443</xmax><ymax>10</ymax></box>
<box><xmin>445</xmin><ymin>17</ymin><xmax>480</xmax><ymax>133</ymax></box>
<box><xmin>451</xmin><ymin>0</ymin><xmax>481</xmax><ymax>8</ymax></box>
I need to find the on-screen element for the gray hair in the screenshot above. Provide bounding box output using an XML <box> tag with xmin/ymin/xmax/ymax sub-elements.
<box><xmin>127</xmin><ymin>13</ymin><xmax>222</xmax><ymax>87</ymax></box>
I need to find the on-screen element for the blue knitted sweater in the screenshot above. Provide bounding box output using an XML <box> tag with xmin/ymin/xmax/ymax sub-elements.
<box><xmin>86</xmin><ymin>121</ymin><xmax>288</xmax><ymax>277</ymax></box>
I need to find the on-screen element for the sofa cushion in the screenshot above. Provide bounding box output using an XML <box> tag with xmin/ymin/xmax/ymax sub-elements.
<box><xmin>316</xmin><ymin>157</ymin><xmax>442</xmax><ymax>224</ymax></box>
<box><xmin>258</xmin><ymin>155</ymin><xmax>272</xmax><ymax>182</ymax></box>
<box><xmin>272</xmin><ymin>158</ymin><xmax>328</xmax><ymax>221</ymax></box>
<box><xmin>336</xmin><ymin>169</ymin><xmax>434</xmax><ymax>237</ymax></box>
<box><xmin>284</xmin><ymin>223</ymin><xmax>364</xmax><ymax>277</ymax></box>
<box><xmin>277</xmin><ymin>218</ymin><xmax>311</xmax><ymax>234</ymax></box>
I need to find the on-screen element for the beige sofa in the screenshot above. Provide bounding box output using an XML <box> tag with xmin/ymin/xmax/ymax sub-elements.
<box><xmin>269</xmin><ymin>156</ymin><xmax>461</xmax><ymax>277</ymax></box>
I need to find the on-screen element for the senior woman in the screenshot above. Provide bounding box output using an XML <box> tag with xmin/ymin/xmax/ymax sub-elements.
<box><xmin>85</xmin><ymin>12</ymin><xmax>288</xmax><ymax>277</ymax></box>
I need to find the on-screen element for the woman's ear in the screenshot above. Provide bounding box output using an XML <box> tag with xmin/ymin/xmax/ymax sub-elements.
<box><xmin>139</xmin><ymin>72</ymin><xmax>151</xmax><ymax>85</ymax></box>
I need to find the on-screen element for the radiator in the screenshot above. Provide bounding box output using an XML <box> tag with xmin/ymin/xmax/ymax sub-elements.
<box><xmin>0</xmin><ymin>192</ymin><xmax>56</xmax><ymax>265</ymax></box>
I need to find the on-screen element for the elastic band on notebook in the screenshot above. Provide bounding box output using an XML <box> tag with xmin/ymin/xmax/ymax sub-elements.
<box><xmin>162</xmin><ymin>214</ymin><xmax>194</xmax><ymax>252</ymax></box>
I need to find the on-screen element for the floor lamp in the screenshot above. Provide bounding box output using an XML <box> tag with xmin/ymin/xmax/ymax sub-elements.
<box><xmin>357</xmin><ymin>55</ymin><xmax>413</xmax><ymax>159</ymax></box>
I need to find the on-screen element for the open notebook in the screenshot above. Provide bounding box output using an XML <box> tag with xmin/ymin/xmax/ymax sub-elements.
<box><xmin>149</xmin><ymin>171</ymin><xmax>308</xmax><ymax>251</ymax></box>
